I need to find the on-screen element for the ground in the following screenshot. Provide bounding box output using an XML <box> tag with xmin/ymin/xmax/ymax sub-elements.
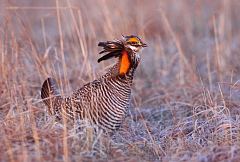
<box><xmin>0</xmin><ymin>0</ymin><xmax>240</xmax><ymax>161</ymax></box>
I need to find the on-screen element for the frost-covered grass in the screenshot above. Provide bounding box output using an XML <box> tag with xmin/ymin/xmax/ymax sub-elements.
<box><xmin>0</xmin><ymin>0</ymin><xmax>240</xmax><ymax>161</ymax></box>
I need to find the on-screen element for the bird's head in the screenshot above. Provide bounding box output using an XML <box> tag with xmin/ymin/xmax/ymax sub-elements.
<box><xmin>97</xmin><ymin>35</ymin><xmax>147</xmax><ymax>62</ymax></box>
<box><xmin>123</xmin><ymin>35</ymin><xmax>147</xmax><ymax>53</ymax></box>
<box><xmin>97</xmin><ymin>35</ymin><xmax>147</xmax><ymax>76</ymax></box>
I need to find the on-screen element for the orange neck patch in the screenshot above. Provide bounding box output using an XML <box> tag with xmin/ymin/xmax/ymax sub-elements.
<box><xmin>119</xmin><ymin>51</ymin><xmax>131</xmax><ymax>76</ymax></box>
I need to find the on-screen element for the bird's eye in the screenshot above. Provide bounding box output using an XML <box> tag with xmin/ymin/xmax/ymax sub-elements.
<box><xmin>130</xmin><ymin>41</ymin><xmax>138</xmax><ymax>46</ymax></box>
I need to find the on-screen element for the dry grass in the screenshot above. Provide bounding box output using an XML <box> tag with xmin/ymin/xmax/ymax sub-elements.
<box><xmin>1</xmin><ymin>0</ymin><xmax>240</xmax><ymax>161</ymax></box>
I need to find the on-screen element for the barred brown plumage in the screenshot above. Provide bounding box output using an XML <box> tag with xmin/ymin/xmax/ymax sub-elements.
<box><xmin>41</xmin><ymin>35</ymin><xmax>147</xmax><ymax>131</ymax></box>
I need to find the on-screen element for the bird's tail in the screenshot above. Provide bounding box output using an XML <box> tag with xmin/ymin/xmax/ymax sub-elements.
<box><xmin>41</xmin><ymin>78</ymin><xmax>61</xmax><ymax>114</ymax></box>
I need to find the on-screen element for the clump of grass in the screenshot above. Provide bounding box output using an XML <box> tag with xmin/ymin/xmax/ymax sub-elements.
<box><xmin>1</xmin><ymin>0</ymin><xmax>240</xmax><ymax>161</ymax></box>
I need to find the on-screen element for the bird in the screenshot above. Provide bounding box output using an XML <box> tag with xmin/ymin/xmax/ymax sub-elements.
<box><xmin>41</xmin><ymin>35</ymin><xmax>147</xmax><ymax>131</ymax></box>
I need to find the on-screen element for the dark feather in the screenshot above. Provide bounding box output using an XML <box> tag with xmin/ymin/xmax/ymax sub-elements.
<box><xmin>97</xmin><ymin>40</ymin><xmax>124</xmax><ymax>63</ymax></box>
<box><xmin>97</xmin><ymin>51</ymin><xmax>122</xmax><ymax>63</ymax></box>
<box><xmin>98</xmin><ymin>42</ymin><xmax>107</xmax><ymax>47</ymax></box>
<box><xmin>98</xmin><ymin>41</ymin><xmax>124</xmax><ymax>53</ymax></box>
<box><xmin>99</xmin><ymin>50</ymin><xmax>107</xmax><ymax>54</ymax></box>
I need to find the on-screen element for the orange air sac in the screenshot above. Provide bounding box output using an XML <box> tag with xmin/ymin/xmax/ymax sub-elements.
<box><xmin>119</xmin><ymin>51</ymin><xmax>130</xmax><ymax>76</ymax></box>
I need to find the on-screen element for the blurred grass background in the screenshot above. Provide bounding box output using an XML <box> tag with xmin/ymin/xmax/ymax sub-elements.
<box><xmin>0</xmin><ymin>0</ymin><xmax>240</xmax><ymax>161</ymax></box>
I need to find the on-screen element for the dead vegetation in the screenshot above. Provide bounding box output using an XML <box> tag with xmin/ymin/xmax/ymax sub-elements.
<box><xmin>0</xmin><ymin>0</ymin><xmax>240</xmax><ymax>161</ymax></box>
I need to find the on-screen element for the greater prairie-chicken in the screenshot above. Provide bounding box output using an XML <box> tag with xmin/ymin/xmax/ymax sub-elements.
<box><xmin>41</xmin><ymin>35</ymin><xmax>147</xmax><ymax>131</ymax></box>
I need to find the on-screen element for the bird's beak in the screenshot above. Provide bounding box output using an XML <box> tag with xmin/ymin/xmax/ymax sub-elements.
<box><xmin>142</xmin><ymin>43</ymin><xmax>147</xmax><ymax>47</ymax></box>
